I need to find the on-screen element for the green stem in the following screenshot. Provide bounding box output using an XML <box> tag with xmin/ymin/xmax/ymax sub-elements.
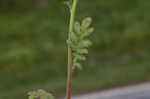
<box><xmin>66</xmin><ymin>0</ymin><xmax>78</xmax><ymax>99</ymax></box>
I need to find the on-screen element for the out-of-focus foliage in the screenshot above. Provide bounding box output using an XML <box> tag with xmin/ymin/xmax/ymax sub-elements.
<box><xmin>0</xmin><ymin>0</ymin><xmax>150</xmax><ymax>74</ymax></box>
<box><xmin>28</xmin><ymin>89</ymin><xmax>54</xmax><ymax>99</ymax></box>
<box><xmin>0</xmin><ymin>0</ymin><xmax>36</xmax><ymax>11</ymax></box>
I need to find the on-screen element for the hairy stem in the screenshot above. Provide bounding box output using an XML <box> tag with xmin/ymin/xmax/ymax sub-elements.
<box><xmin>66</xmin><ymin>0</ymin><xmax>78</xmax><ymax>99</ymax></box>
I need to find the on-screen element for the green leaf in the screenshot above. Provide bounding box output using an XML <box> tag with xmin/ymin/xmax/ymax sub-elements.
<box><xmin>78</xmin><ymin>40</ymin><xmax>92</xmax><ymax>48</ymax></box>
<box><xmin>67</xmin><ymin>39</ymin><xmax>78</xmax><ymax>49</ymax></box>
<box><xmin>29</xmin><ymin>96</ymin><xmax>34</xmax><ymax>99</ymax></box>
<box><xmin>67</xmin><ymin>32</ymin><xmax>79</xmax><ymax>49</ymax></box>
<box><xmin>81</xmin><ymin>17</ymin><xmax>92</xmax><ymax>29</ymax></box>
<box><xmin>77</xmin><ymin>48</ymin><xmax>88</xmax><ymax>54</ymax></box>
<box><xmin>72</xmin><ymin>17</ymin><xmax>93</xmax><ymax>71</ymax></box>
<box><xmin>87</xmin><ymin>27</ymin><xmax>94</xmax><ymax>35</ymax></box>
<box><xmin>66</xmin><ymin>39</ymin><xmax>72</xmax><ymax>46</ymax></box>
<box><xmin>73</xmin><ymin>54</ymin><xmax>86</xmax><ymax>61</ymax></box>
<box><xmin>28</xmin><ymin>89</ymin><xmax>54</xmax><ymax>99</ymax></box>
<box><xmin>80</xmin><ymin>27</ymin><xmax>94</xmax><ymax>39</ymax></box>
<box><xmin>75</xmin><ymin>21</ymin><xmax>81</xmax><ymax>34</ymax></box>
<box><xmin>70</xmin><ymin>32</ymin><xmax>78</xmax><ymax>42</ymax></box>
<box><xmin>74</xmin><ymin>63</ymin><xmax>82</xmax><ymax>70</ymax></box>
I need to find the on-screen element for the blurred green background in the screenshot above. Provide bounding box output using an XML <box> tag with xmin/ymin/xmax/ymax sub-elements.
<box><xmin>0</xmin><ymin>0</ymin><xmax>150</xmax><ymax>99</ymax></box>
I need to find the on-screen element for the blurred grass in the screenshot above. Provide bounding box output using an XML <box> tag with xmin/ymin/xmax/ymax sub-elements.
<box><xmin>0</xmin><ymin>0</ymin><xmax>150</xmax><ymax>73</ymax></box>
<box><xmin>0</xmin><ymin>59</ymin><xmax>150</xmax><ymax>99</ymax></box>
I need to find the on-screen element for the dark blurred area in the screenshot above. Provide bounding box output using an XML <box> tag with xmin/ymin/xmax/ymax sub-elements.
<box><xmin>0</xmin><ymin>0</ymin><xmax>150</xmax><ymax>99</ymax></box>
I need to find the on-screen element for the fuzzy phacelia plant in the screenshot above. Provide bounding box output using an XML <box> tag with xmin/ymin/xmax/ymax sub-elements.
<box><xmin>27</xmin><ymin>0</ymin><xmax>94</xmax><ymax>99</ymax></box>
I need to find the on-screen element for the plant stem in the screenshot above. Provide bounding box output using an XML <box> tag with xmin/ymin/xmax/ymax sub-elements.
<box><xmin>66</xmin><ymin>0</ymin><xmax>78</xmax><ymax>99</ymax></box>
